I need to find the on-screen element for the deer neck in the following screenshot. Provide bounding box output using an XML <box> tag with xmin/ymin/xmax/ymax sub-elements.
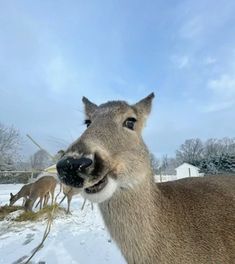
<box><xmin>99</xmin><ymin>173</ymin><xmax>163</xmax><ymax>263</ymax></box>
<box><xmin>16</xmin><ymin>191</ymin><xmax>23</xmax><ymax>199</ymax></box>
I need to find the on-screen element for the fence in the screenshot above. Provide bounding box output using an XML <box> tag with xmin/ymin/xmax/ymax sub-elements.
<box><xmin>154</xmin><ymin>174</ymin><xmax>177</xmax><ymax>182</ymax></box>
<box><xmin>0</xmin><ymin>170</ymin><xmax>44</xmax><ymax>184</ymax></box>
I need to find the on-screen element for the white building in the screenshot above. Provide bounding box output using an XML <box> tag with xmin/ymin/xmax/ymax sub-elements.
<box><xmin>155</xmin><ymin>162</ymin><xmax>204</xmax><ymax>183</ymax></box>
<box><xmin>175</xmin><ymin>162</ymin><xmax>204</xmax><ymax>179</ymax></box>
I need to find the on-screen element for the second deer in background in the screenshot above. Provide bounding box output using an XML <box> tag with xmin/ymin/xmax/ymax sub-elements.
<box><xmin>24</xmin><ymin>176</ymin><xmax>57</xmax><ymax>211</ymax></box>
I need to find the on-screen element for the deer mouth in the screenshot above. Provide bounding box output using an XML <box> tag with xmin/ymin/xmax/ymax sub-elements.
<box><xmin>85</xmin><ymin>176</ymin><xmax>108</xmax><ymax>194</ymax></box>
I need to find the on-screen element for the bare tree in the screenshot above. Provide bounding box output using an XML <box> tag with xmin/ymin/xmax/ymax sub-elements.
<box><xmin>176</xmin><ymin>138</ymin><xmax>203</xmax><ymax>166</ymax></box>
<box><xmin>149</xmin><ymin>153</ymin><xmax>160</xmax><ymax>174</ymax></box>
<box><xmin>160</xmin><ymin>155</ymin><xmax>177</xmax><ymax>175</ymax></box>
<box><xmin>0</xmin><ymin>123</ymin><xmax>21</xmax><ymax>170</ymax></box>
<box><xmin>30</xmin><ymin>149</ymin><xmax>51</xmax><ymax>170</ymax></box>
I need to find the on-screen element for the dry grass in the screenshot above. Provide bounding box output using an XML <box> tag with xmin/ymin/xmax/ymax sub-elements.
<box><xmin>15</xmin><ymin>205</ymin><xmax>66</xmax><ymax>222</ymax></box>
<box><xmin>0</xmin><ymin>205</ymin><xmax>23</xmax><ymax>221</ymax></box>
<box><xmin>0</xmin><ymin>204</ymin><xmax>66</xmax><ymax>222</ymax></box>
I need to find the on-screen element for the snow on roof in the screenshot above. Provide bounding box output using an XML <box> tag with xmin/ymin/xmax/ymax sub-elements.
<box><xmin>175</xmin><ymin>162</ymin><xmax>200</xmax><ymax>170</ymax></box>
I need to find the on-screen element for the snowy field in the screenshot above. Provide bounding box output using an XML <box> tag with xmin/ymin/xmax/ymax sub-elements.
<box><xmin>0</xmin><ymin>184</ymin><xmax>126</xmax><ymax>264</ymax></box>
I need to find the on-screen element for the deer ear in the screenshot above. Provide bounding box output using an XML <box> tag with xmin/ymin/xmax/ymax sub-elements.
<box><xmin>82</xmin><ymin>97</ymin><xmax>98</xmax><ymax>117</ymax></box>
<box><xmin>133</xmin><ymin>93</ymin><xmax>155</xmax><ymax>118</ymax></box>
<box><xmin>10</xmin><ymin>193</ymin><xmax>13</xmax><ymax>198</ymax></box>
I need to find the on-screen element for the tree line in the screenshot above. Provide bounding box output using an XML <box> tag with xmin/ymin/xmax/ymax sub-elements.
<box><xmin>0</xmin><ymin>123</ymin><xmax>53</xmax><ymax>183</ymax></box>
<box><xmin>151</xmin><ymin>138</ymin><xmax>235</xmax><ymax>175</ymax></box>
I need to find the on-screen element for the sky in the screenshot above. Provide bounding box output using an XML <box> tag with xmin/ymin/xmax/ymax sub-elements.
<box><xmin>0</xmin><ymin>0</ymin><xmax>235</xmax><ymax>160</ymax></box>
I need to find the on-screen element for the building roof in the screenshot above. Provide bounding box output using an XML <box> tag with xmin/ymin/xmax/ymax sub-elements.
<box><xmin>175</xmin><ymin>162</ymin><xmax>200</xmax><ymax>171</ymax></box>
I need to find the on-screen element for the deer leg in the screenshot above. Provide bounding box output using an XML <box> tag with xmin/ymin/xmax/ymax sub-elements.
<box><xmin>46</xmin><ymin>193</ymin><xmax>50</xmax><ymax>205</ymax></box>
<box><xmin>25</xmin><ymin>198</ymin><xmax>34</xmax><ymax>212</ymax></box>
<box><xmin>67</xmin><ymin>195</ymin><xmax>72</xmax><ymax>214</ymax></box>
<box><xmin>22</xmin><ymin>198</ymin><xmax>26</xmax><ymax>206</ymax></box>
<box><xmin>51</xmin><ymin>191</ymin><xmax>54</xmax><ymax>205</ymax></box>
<box><xmin>39</xmin><ymin>197</ymin><xmax>43</xmax><ymax>210</ymax></box>
<box><xmin>43</xmin><ymin>193</ymin><xmax>49</xmax><ymax>207</ymax></box>
<box><xmin>43</xmin><ymin>195</ymin><xmax>46</xmax><ymax>207</ymax></box>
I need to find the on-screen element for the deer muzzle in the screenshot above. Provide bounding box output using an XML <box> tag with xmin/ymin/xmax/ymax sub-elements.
<box><xmin>56</xmin><ymin>156</ymin><xmax>93</xmax><ymax>188</ymax></box>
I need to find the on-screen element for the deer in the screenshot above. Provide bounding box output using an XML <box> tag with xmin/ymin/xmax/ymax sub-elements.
<box><xmin>9</xmin><ymin>183</ymin><xmax>33</xmax><ymax>206</ymax></box>
<box><xmin>25</xmin><ymin>175</ymin><xmax>57</xmax><ymax>211</ymax></box>
<box><xmin>58</xmin><ymin>183</ymin><xmax>81</xmax><ymax>214</ymax></box>
<box><xmin>35</xmin><ymin>191</ymin><xmax>50</xmax><ymax>209</ymax></box>
<box><xmin>56</xmin><ymin>93</ymin><xmax>235</xmax><ymax>264</ymax></box>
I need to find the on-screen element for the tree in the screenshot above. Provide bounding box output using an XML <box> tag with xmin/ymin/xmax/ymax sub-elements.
<box><xmin>176</xmin><ymin>138</ymin><xmax>203</xmax><ymax>166</ymax></box>
<box><xmin>203</xmin><ymin>138</ymin><xmax>235</xmax><ymax>158</ymax></box>
<box><xmin>199</xmin><ymin>138</ymin><xmax>235</xmax><ymax>175</ymax></box>
<box><xmin>30</xmin><ymin>149</ymin><xmax>52</xmax><ymax>170</ymax></box>
<box><xmin>160</xmin><ymin>155</ymin><xmax>177</xmax><ymax>175</ymax></box>
<box><xmin>149</xmin><ymin>153</ymin><xmax>160</xmax><ymax>174</ymax></box>
<box><xmin>0</xmin><ymin>123</ymin><xmax>21</xmax><ymax>170</ymax></box>
<box><xmin>200</xmin><ymin>153</ymin><xmax>235</xmax><ymax>175</ymax></box>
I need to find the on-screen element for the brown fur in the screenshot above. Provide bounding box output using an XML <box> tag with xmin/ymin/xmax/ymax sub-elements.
<box><xmin>24</xmin><ymin>176</ymin><xmax>57</xmax><ymax>211</ymax></box>
<box><xmin>62</xmin><ymin>184</ymin><xmax>81</xmax><ymax>213</ymax></box>
<box><xmin>35</xmin><ymin>192</ymin><xmax>50</xmax><ymax>208</ymax></box>
<box><xmin>9</xmin><ymin>183</ymin><xmax>33</xmax><ymax>206</ymax></box>
<box><xmin>100</xmin><ymin>176</ymin><xmax>235</xmax><ymax>263</ymax></box>
<box><xmin>58</xmin><ymin>94</ymin><xmax>235</xmax><ymax>264</ymax></box>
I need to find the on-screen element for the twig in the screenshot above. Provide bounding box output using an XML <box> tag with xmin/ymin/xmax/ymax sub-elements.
<box><xmin>59</xmin><ymin>194</ymin><xmax>66</xmax><ymax>205</ymax></box>
<box><xmin>55</xmin><ymin>183</ymin><xmax>62</xmax><ymax>202</ymax></box>
<box><xmin>81</xmin><ymin>198</ymin><xmax>87</xmax><ymax>210</ymax></box>
<box><xmin>24</xmin><ymin>186</ymin><xmax>62</xmax><ymax>264</ymax></box>
<box><xmin>24</xmin><ymin>205</ymin><xmax>57</xmax><ymax>264</ymax></box>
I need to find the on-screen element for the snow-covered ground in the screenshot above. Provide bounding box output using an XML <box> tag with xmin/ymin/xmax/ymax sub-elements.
<box><xmin>0</xmin><ymin>184</ymin><xmax>126</xmax><ymax>264</ymax></box>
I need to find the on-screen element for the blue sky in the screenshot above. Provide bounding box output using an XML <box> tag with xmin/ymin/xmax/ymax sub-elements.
<box><xmin>1</xmin><ymin>0</ymin><xmax>235</xmax><ymax>159</ymax></box>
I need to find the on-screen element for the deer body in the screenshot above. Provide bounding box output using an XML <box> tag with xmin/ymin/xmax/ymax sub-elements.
<box><xmin>56</xmin><ymin>94</ymin><xmax>235</xmax><ymax>264</ymax></box>
<box><xmin>62</xmin><ymin>184</ymin><xmax>81</xmax><ymax>213</ymax></box>
<box><xmin>25</xmin><ymin>176</ymin><xmax>57</xmax><ymax>211</ymax></box>
<box><xmin>100</xmin><ymin>176</ymin><xmax>235</xmax><ymax>263</ymax></box>
<box><xmin>10</xmin><ymin>183</ymin><xmax>33</xmax><ymax>206</ymax></box>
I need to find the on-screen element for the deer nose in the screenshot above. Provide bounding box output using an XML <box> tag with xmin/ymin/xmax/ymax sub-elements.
<box><xmin>56</xmin><ymin>157</ymin><xmax>93</xmax><ymax>188</ymax></box>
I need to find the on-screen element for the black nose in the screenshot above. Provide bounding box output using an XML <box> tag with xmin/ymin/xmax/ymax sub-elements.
<box><xmin>56</xmin><ymin>157</ymin><xmax>93</xmax><ymax>188</ymax></box>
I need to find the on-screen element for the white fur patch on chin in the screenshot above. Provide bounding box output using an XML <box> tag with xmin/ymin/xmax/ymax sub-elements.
<box><xmin>81</xmin><ymin>177</ymin><xmax>117</xmax><ymax>203</ymax></box>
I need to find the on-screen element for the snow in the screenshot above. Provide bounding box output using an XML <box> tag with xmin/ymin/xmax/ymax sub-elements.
<box><xmin>0</xmin><ymin>184</ymin><xmax>126</xmax><ymax>264</ymax></box>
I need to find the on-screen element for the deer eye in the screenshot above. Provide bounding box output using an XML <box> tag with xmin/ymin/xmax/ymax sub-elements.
<box><xmin>84</xmin><ymin>119</ymin><xmax>91</xmax><ymax>128</ymax></box>
<box><xmin>123</xmin><ymin>117</ymin><xmax>137</xmax><ymax>130</ymax></box>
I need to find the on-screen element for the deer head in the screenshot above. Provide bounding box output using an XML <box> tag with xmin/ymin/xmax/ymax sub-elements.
<box><xmin>57</xmin><ymin>93</ymin><xmax>154</xmax><ymax>203</ymax></box>
<box><xmin>9</xmin><ymin>192</ymin><xmax>18</xmax><ymax>206</ymax></box>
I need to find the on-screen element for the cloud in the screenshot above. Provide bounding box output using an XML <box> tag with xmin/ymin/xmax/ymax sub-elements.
<box><xmin>203</xmin><ymin>73</ymin><xmax>235</xmax><ymax>112</ymax></box>
<box><xmin>179</xmin><ymin>16</ymin><xmax>203</xmax><ymax>40</ymax></box>
<box><xmin>208</xmin><ymin>74</ymin><xmax>235</xmax><ymax>99</ymax></box>
<box><xmin>204</xmin><ymin>56</ymin><xmax>217</xmax><ymax>65</ymax></box>
<box><xmin>171</xmin><ymin>55</ymin><xmax>189</xmax><ymax>69</ymax></box>
<box><xmin>202</xmin><ymin>101</ymin><xmax>234</xmax><ymax>113</ymax></box>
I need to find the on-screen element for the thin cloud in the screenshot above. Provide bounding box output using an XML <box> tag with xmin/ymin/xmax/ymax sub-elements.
<box><xmin>204</xmin><ymin>56</ymin><xmax>217</xmax><ymax>65</ymax></box>
<box><xmin>202</xmin><ymin>101</ymin><xmax>234</xmax><ymax>113</ymax></box>
<box><xmin>208</xmin><ymin>74</ymin><xmax>235</xmax><ymax>98</ymax></box>
<box><xmin>171</xmin><ymin>55</ymin><xmax>190</xmax><ymax>69</ymax></box>
<box><xmin>202</xmin><ymin>73</ymin><xmax>235</xmax><ymax>112</ymax></box>
<box><xmin>180</xmin><ymin>16</ymin><xmax>203</xmax><ymax>40</ymax></box>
